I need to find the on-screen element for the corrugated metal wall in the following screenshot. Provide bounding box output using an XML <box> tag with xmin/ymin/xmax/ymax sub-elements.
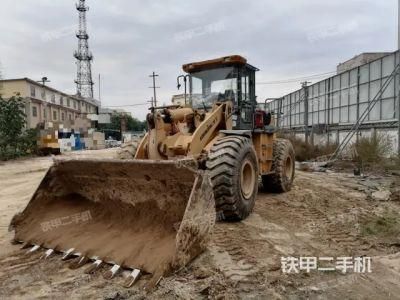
<box><xmin>266</xmin><ymin>50</ymin><xmax>399</xmax><ymax>130</ymax></box>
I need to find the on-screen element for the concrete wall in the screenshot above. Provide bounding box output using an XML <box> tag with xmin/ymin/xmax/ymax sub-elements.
<box><xmin>172</xmin><ymin>94</ymin><xmax>186</xmax><ymax>106</ymax></box>
<box><xmin>28</xmin><ymin>102</ymin><xmax>41</xmax><ymax>128</ymax></box>
<box><xmin>0</xmin><ymin>80</ymin><xmax>29</xmax><ymax>98</ymax></box>
<box><xmin>293</xmin><ymin>127</ymin><xmax>399</xmax><ymax>156</ymax></box>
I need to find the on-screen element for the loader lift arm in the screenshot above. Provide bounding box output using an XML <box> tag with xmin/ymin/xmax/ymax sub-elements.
<box><xmin>135</xmin><ymin>101</ymin><xmax>233</xmax><ymax>160</ymax></box>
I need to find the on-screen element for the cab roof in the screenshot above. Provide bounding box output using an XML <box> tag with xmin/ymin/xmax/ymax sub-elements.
<box><xmin>182</xmin><ymin>55</ymin><xmax>259</xmax><ymax>73</ymax></box>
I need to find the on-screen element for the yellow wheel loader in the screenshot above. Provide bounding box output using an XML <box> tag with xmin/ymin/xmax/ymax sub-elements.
<box><xmin>9</xmin><ymin>55</ymin><xmax>295</xmax><ymax>288</ymax></box>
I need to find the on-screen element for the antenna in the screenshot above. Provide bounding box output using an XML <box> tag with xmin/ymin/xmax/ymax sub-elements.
<box><xmin>74</xmin><ymin>0</ymin><xmax>94</xmax><ymax>99</ymax></box>
<box><xmin>37</xmin><ymin>77</ymin><xmax>50</xmax><ymax>86</ymax></box>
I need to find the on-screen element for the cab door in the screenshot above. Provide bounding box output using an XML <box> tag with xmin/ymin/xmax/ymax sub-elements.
<box><xmin>235</xmin><ymin>67</ymin><xmax>255</xmax><ymax>130</ymax></box>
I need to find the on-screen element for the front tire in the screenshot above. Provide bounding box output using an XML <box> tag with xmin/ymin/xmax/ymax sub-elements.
<box><xmin>262</xmin><ymin>139</ymin><xmax>295</xmax><ymax>193</ymax></box>
<box><xmin>206</xmin><ymin>136</ymin><xmax>258</xmax><ymax>221</ymax></box>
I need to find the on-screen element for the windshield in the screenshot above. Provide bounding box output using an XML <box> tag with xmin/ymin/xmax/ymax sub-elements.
<box><xmin>190</xmin><ymin>67</ymin><xmax>238</xmax><ymax>108</ymax></box>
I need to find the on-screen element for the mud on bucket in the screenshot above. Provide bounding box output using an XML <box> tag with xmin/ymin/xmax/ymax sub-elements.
<box><xmin>10</xmin><ymin>158</ymin><xmax>216</xmax><ymax>287</ymax></box>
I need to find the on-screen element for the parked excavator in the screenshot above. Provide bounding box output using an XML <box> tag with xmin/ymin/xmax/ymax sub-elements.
<box><xmin>10</xmin><ymin>55</ymin><xmax>295</xmax><ymax>288</ymax></box>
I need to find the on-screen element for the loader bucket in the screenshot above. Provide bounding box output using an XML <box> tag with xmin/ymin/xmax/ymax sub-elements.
<box><xmin>10</xmin><ymin>158</ymin><xmax>215</xmax><ymax>286</ymax></box>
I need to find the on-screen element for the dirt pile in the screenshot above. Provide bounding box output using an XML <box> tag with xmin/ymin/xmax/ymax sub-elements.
<box><xmin>117</xmin><ymin>140</ymin><xmax>140</xmax><ymax>159</ymax></box>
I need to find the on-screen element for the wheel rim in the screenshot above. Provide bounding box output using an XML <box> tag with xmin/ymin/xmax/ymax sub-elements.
<box><xmin>284</xmin><ymin>156</ymin><xmax>293</xmax><ymax>179</ymax></box>
<box><xmin>240</xmin><ymin>159</ymin><xmax>256</xmax><ymax>200</ymax></box>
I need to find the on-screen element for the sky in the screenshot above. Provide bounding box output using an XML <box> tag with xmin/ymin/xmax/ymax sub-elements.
<box><xmin>0</xmin><ymin>0</ymin><xmax>398</xmax><ymax>120</ymax></box>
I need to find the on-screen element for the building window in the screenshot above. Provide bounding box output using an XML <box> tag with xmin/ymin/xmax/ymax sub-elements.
<box><xmin>51</xmin><ymin>94</ymin><xmax>55</xmax><ymax>103</ymax></box>
<box><xmin>69</xmin><ymin>114</ymin><xmax>72</xmax><ymax>120</ymax></box>
<box><xmin>32</xmin><ymin>106</ymin><xmax>37</xmax><ymax>117</ymax></box>
<box><xmin>60</xmin><ymin>97</ymin><xmax>64</xmax><ymax>106</ymax></box>
<box><xmin>30</xmin><ymin>86</ymin><xmax>36</xmax><ymax>97</ymax></box>
<box><xmin>73</xmin><ymin>101</ymin><xmax>77</xmax><ymax>109</ymax></box>
<box><xmin>61</xmin><ymin>112</ymin><xmax>65</xmax><ymax>121</ymax></box>
<box><xmin>67</xmin><ymin>98</ymin><xmax>70</xmax><ymax>107</ymax></box>
<box><xmin>41</xmin><ymin>90</ymin><xmax>46</xmax><ymax>99</ymax></box>
<box><xmin>53</xmin><ymin>110</ymin><xmax>57</xmax><ymax>121</ymax></box>
<box><xmin>43</xmin><ymin>109</ymin><xmax>46</xmax><ymax>119</ymax></box>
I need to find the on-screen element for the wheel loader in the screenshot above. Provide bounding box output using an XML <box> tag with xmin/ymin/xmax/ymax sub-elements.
<box><xmin>9</xmin><ymin>55</ymin><xmax>295</xmax><ymax>288</ymax></box>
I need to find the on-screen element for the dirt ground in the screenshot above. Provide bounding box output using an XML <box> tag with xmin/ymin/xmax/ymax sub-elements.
<box><xmin>0</xmin><ymin>149</ymin><xmax>400</xmax><ymax>299</ymax></box>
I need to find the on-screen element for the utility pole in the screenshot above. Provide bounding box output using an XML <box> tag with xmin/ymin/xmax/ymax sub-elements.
<box><xmin>149</xmin><ymin>72</ymin><xmax>159</xmax><ymax>107</ymax></box>
<box><xmin>301</xmin><ymin>81</ymin><xmax>311</xmax><ymax>145</ymax></box>
<box><xmin>98</xmin><ymin>74</ymin><xmax>101</xmax><ymax>101</ymax></box>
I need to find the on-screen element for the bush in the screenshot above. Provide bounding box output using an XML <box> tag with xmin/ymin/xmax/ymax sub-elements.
<box><xmin>352</xmin><ymin>132</ymin><xmax>393</xmax><ymax>166</ymax></box>
<box><xmin>279</xmin><ymin>134</ymin><xmax>337</xmax><ymax>162</ymax></box>
<box><xmin>18</xmin><ymin>128</ymin><xmax>39</xmax><ymax>155</ymax></box>
<box><xmin>361</xmin><ymin>209</ymin><xmax>400</xmax><ymax>237</ymax></box>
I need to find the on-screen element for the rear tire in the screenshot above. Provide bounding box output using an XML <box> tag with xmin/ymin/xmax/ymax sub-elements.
<box><xmin>206</xmin><ymin>136</ymin><xmax>258</xmax><ymax>221</ymax></box>
<box><xmin>262</xmin><ymin>139</ymin><xmax>295</xmax><ymax>193</ymax></box>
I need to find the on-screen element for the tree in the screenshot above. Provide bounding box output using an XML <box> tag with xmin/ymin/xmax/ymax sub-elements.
<box><xmin>125</xmin><ymin>115</ymin><xmax>147</xmax><ymax>131</ymax></box>
<box><xmin>0</xmin><ymin>95</ymin><xmax>36</xmax><ymax>160</ymax></box>
<box><xmin>98</xmin><ymin>113</ymin><xmax>147</xmax><ymax>140</ymax></box>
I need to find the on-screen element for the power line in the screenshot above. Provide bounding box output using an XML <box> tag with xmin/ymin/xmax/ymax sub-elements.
<box><xmin>103</xmin><ymin>71</ymin><xmax>334</xmax><ymax>109</ymax></box>
<box><xmin>257</xmin><ymin>71</ymin><xmax>336</xmax><ymax>85</ymax></box>
<box><xmin>104</xmin><ymin>103</ymin><xmax>149</xmax><ymax>108</ymax></box>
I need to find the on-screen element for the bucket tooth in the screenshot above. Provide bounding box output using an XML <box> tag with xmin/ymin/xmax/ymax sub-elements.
<box><xmin>84</xmin><ymin>259</ymin><xmax>103</xmax><ymax>274</ymax></box>
<box><xmin>69</xmin><ymin>255</ymin><xmax>89</xmax><ymax>269</ymax></box>
<box><xmin>123</xmin><ymin>269</ymin><xmax>141</xmax><ymax>288</ymax></box>
<box><xmin>62</xmin><ymin>248</ymin><xmax>76</xmax><ymax>260</ymax></box>
<box><xmin>103</xmin><ymin>264</ymin><xmax>121</xmax><ymax>280</ymax></box>
<box><xmin>11</xmin><ymin>239</ymin><xmax>21</xmax><ymax>245</ymax></box>
<box><xmin>20</xmin><ymin>242</ymin><xmax>31</xmax><ymax>249</ymax></box>
<box><xmin>40</xmin><ymin>249</ymin><xmax>54</xmax><ymax>260</ymax></box>
<box><xmin>26</xmin><ymin>245</ymin><xmax>40</xmax><ymax>254</ymax></box>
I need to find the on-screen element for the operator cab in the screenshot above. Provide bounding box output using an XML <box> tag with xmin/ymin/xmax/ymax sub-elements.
<box><xmin>182</xmin><ymin>55</ymin><xmax>259</xmax><ymax>130</ymax></box>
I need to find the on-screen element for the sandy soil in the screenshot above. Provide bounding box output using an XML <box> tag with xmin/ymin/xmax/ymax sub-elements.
<box><xmin>0</xmin><ymin>149</ymin><xmax>400</xmax><ymax>299</ymax></box>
